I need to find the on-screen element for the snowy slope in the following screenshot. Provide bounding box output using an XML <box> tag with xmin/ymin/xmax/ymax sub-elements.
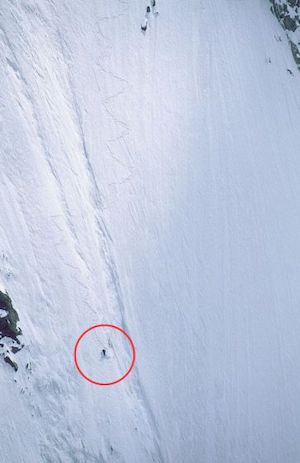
<box><xmin>1</xmin><ymin>1</ymin><xmax>300</xmax><ymax>462</ymax></box>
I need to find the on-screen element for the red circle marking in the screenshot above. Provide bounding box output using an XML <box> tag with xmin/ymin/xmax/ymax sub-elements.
<box><xmin>74</xmin><ymin>324</ymin><xmax>136</xmax><ymax>386</ymax></box>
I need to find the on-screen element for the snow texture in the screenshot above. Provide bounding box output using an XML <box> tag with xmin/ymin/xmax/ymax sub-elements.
<box><xmin>1</xmin><ymin>1</ymin><xmax>300</xmax><ymax>462</ymax></box>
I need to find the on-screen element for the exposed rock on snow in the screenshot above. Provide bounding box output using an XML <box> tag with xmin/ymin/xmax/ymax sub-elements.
<box><xmin>270</xmin><ymin>0</ymin><xmax>300</xmax><ymax>67</ymax></box>
<box><xmin>0</xmin><ymin>291</ymin><xmax>23</xmax><ymax>371</ymax></box>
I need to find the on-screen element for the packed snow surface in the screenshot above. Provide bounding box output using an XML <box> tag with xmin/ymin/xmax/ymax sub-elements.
<box><xmin>1</xmin><ymin>1</ymin><xmax>300</xmax><ymax>462</ymax></box>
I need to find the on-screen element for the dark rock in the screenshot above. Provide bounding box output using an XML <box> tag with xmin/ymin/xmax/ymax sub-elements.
<box><xmin>290</xmin><ymin>40</ymin><xmax>300</xmax><ymax>64</ymax></box>
<box><xmin>283</xmin><ymin>15</ymin><xmax>298</xmax><ymax>31</ymax></box>
<box><xmin>4</xmin><ymin>355</ymin><xmax>18</xmax><ymax>372</ymax></box>
<box><xmin>270</xmin><ymin>0</ymin><xmax>300</xmax><ymax>69</ymax></box>
<box><xmin>0</xmin><ymin>291</ymin><xmax>23</xmax><ymax>371</ymax></box>
<box><xmin>287</xmin><ymin>0</ymin><xmax>300</xmax><ymax>7</ymax></box>
<box><xmin>11</xmin><ymin>345</ymin><xmax>22</xmax><ymax>354</ymax></box>
<box><xmin>0</xmin><ymin>291</ymin><xmax>22</xmax><ymax>341</ymax></box>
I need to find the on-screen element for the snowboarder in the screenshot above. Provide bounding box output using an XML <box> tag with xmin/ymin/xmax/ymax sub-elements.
<box><xmin>101</xmin><ymin>348</ymin><xmax>106</xmax><ymax>358</ymax></box>
<box><xmin>146</xmin><ymin>5</ymin><xmax>151</xmax><ymax>13</ymax></box>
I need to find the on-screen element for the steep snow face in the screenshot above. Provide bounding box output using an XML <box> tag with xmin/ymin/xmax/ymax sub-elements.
<box><xmin>1</xmin><ymin>1</ymin><xmax>300</xmax><ymax>462</ymax></box>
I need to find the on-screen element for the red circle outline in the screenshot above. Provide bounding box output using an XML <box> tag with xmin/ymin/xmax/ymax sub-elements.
<box><xmin>74</xmin><ymin>324</ymin><xmax>136</xmax><ymax>386</ymax></box>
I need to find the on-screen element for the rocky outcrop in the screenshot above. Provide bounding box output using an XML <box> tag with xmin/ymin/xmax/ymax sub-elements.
<box><xmin>270</xmin><ymin>0</ymin><xmax>300</xmax><ymax>68</ymax></box>
<box><xmin>0</xmin><ymin>291</ymin><xmax>23</xmax><ymax>371</ymax></box>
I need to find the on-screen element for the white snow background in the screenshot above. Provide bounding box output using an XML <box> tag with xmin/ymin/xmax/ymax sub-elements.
<box><xmin>0</xmin><ymin>1</ymin><xmax>300</xmax><ymax>462</ymax></box>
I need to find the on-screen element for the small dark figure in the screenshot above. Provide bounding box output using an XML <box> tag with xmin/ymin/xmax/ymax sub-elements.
<box><xmin>151</xmin><ymin>0</ymin><xmax>156</xmax><ymax>6</ymax></box>
<box><xmin>102</xmin><ymin>349</ymin><xmax>106</xmax><ymax>357</ymax></box>
<box><xmin>141</xmin><ymin>23</ymin><xmax>147</xmax><ymax>32</ymax></box>
<box><xmin>287</xmin><ymin>68</ymin><xmax>293</xmax><ymax>75</ymax></box>
<box><xmin>146</xmin><ymin>5</ymin><xmax>151</xmax><ymax>13</ymax></box>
